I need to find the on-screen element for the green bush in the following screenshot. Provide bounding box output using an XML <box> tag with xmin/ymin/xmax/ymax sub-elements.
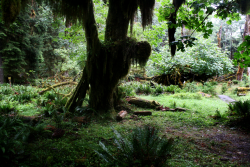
<box><xmin>118</xmin><ymin>83</ymin><xmax>136</xmax><ymax>97</ymax></box>
<box><xmin>95</xmin><ymin>125</ymin><xmax>174</xmax><ymax>167</ymax></box>
<box><xmin>154</xmin><ymin>84</ymin><xmax>164</xmax><ymax>94</ymax></box>
<box><xmin>182</xmin><ymin>82</ymin><xmax>200</xmax><ymax>93</ymax></box>
<box><xmin>165</xmin><ymin>84</ymin><xmax>181</xmax><ymax>93</ymax></box>
<box><xmin>221</xmin><ymin>83</ymin><xmax>228</xmax><ymax>94</ymax></box>
<box><xmin>232</xmin><ymin>80</ymin><xmax>239</xmax><ymax>84</ymax></box>
<box><xmin>202</xmin><ymin>82</ymin><xmax>216</xmax><ymax>96</ymax></box>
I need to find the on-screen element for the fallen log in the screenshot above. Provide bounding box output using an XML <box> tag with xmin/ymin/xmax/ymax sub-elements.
<box><xmin>128</xmin><ymin>97</ymin><xmax>161</xmax><ymax>109</ymax></box>
<box><xmin>134</xmin><ymin>111</ymin><xmax>152</xmax><ymax>116</ymax></box>
<box><xmin>39</xmin><ymin>81</ymin><xmax>78</xmax><ymax>95</ymax></box>
<box><xmin>174</xmin><ymin>107</ymin><xmax>187</xmax><ymax>112</ymax></box>
<box><xmin>116</xmin><ymin>110</ymin><xmax>128</xmax><ymax>121</ymax></box>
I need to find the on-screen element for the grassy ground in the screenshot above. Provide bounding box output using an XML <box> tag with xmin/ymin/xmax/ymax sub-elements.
<box><xmin>1</xmin><ymin>82</ymin><xmax>250</xmax><ymax>166</ymax></box>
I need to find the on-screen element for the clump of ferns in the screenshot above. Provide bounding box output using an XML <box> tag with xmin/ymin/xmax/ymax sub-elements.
<box><xmin>95</xmin><ymin>125</ymin><xmax>174</xmax><ymax>167</ymax></box>
<box><xmin>228</xmin><ymin>100</ymin><xmax>250</xmax><ymax>118</ymax></box>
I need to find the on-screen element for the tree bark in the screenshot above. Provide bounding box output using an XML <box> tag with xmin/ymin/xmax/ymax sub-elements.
<box><xmin>217</xmin><ymin>25</ymin><xmax>222</xmax><ymax>48</ymax></box>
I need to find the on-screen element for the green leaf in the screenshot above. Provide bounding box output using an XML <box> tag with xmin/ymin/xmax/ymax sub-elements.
<box><xmin>226</xmin><ymin>20</ymin><xmax>232</xmax><ymax>25</ymax></box>
<box><xmin>1</xmin><ymin>147</ymin><xmax>5</xmax><ymax>153</ymax></box>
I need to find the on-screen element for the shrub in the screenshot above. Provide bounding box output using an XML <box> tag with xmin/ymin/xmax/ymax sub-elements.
<box><xmin>154</xmin><ymin>84</ymin><xmax>164</xmax><ymax>94</ymax></box>
<box><xmin>202</xmin><ymin>82</ymin><xmax>216</xmax><ymax>96</ymax></box>
<box><xmin>165</xmin><ymin>84</ymin><xmax>180</xmax><ymax>93</ymax></box>
<box><xmin>232</xmin><ymin>80</ymin><xmax>239</xmax><ymax>84</ymax></box>
<box><xmin>118</xmin><ymin>83</ymin><xmax>136</xmax><ymax>97</ymax></box>
<box><xmin>182</xmin><ymin>82</ymin><xmax>200</xmax><ymax>93</ymax></box>
<box><xmin>221</xmin><ymin>83</ymin><xmax>228</xmax><ymax>94</ymax></box>
<box><xmin>95</xmin><ymin>125</ymin><xmax>174</xmax><ymax>167</ymax></box>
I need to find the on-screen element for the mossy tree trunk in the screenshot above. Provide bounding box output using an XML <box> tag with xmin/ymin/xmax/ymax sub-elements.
<box><xmin>66</xmin><ymin>0</ymin><xmax>152</xmax><ymax>112</ymax></box>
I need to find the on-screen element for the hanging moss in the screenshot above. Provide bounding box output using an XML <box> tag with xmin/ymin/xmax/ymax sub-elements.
<box><xmin>134</xmin><ymin>41</ymin><xmax>151</xmax><ymax>67</ymax></box>
<box><xmin>42</xmin><ymin>0</ymin><xmax>89</xmax><ymax>24</ymax></box>
<box><xmin>1</xmin><ymin>0</ymin><xmax>21</xmax><ymax>26</ymax></box>
<box><xmin>138</xmin><ymin>0</ymin><xmax>155</xmax><ymax>29</ymax></box>
<box><xmin>120</xmin><ymin>0</ymin><xmax>155</xmax><ymax>33</ymax></box>
<box><xmin>1</xmin><ymin>0</ymin><xmax>30</xmax><ymax>26</ymax></box>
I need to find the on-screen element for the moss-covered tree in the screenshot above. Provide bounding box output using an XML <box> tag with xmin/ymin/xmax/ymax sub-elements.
<box><xmin>1</xmin><ymin>0</ymin><xmax>155</xmax><ymax>112</ymax></box>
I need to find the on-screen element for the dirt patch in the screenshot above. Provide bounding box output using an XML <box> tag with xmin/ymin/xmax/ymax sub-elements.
<box><xmin>207</xmin><ymin>129</ymin><xmax>250</xmax><ymax>163</ymax></box>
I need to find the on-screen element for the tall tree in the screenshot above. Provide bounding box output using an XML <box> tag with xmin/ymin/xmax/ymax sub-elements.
<box><xmin>4</xmin><ymin>0</ymin><xmax>153</xmax><ymax>112</ymax></box>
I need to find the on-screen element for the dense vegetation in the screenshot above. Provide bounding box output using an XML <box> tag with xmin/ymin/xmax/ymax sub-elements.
<box><xmin>1</xmin><ymin>0</ymin><xmax>250</xmax><ymax>166</ymax></box>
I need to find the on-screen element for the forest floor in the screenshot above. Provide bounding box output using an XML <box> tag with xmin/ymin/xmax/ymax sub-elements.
<box><xmin>1</xmin><ymin>83</ymin><xmax>250</xmax><ymax>166</ymax></box>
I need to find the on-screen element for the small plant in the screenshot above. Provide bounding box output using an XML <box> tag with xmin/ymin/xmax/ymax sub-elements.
<box><xmin>95</xmin><ymin>125</ymin><xmax>174</xmax><ymax>167</ymax></box>
<box><xmin>155</xmin><ymin>84</ymin><xmax>164</xmax><ymax>94</ymax></box>
<box><xmin>0</xmin><ymin>101</ymin><xmax>15</xmax><ymax>114</ymax></box>
<box><xmin>214</xmin><ymin>109</ymin><xmax>222</xmax><ymax>119</ymax></box>
<box><xmin>118</xmin><ymin>83</ymin><xmax>136</xmax><ymax>97</ymax></box>
<box><xmin>232</xmin><ymin>80</ymin><xmax>239</xmax><ymax>84</ymax></box>
<box><xmin>202</xmin><ymin>82</ymin><xmax>216</xmax><ymax>96</ymax></box>
<box><xmin>13</xmin><ymin>92</ymin><xmax>32</xmax><ymax>102</ymax></box>
<box><xmin>165</xmin><ymin>84</ymin><xmax>180</xmax><ymax>93</ymax></box>
<box><xmin>43</xmin><ymin>103</ymin><xmax>55</xmax><ymax>117</ymax></box>
<box><xmin>221</xmin><ymin>83</ymin><xmax>228</xmax><ymax>94</ymax></box>
<box><xmin>183</xmin><ymin>82</ymin><xmax>200</xmax><ymax>93</ymax></box>
<box><xmin>229</xmin><ymin>100</ymin><xmax>250</xmax><ymax>118</ymax></box>
<box><xmin>0</xmin><ymin>116</ymin><xmax>29</xmax><ymax>164</ymax></box>
<box><xmin>45</xmin><ymin>91</ymin><xmax>57</xmax><ymax>101</ymax></box>
<box><xmin>0</xmin><ymin>86</ymin><xmax>14</xmax><ymax>95</ymax></box>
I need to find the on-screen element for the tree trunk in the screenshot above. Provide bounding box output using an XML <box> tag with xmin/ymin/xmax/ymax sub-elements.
<box><xmin>66</xmin><ymin>0</ymin><xmax>150</xmax><ymax>113</ymax></box>
<box><xmin>88</xmin><ymin>0</ymin><xmax>133</xmax><ymax>112</ymax></box>
<box><xmin>217</xmin><ymin>25</ymin><xmax>222</xmax><ymax>48</ymax></box>
<box><xmin>66</xmin><ymin>0</ymin><xmax>152</xmax><ymax>113</ymax></box>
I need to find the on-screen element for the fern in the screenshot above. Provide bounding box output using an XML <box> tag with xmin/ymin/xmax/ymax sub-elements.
<box><xmin>95</xmin><ymin>125</ymin><xmax>174</xmax><ymax>167</ymax></box>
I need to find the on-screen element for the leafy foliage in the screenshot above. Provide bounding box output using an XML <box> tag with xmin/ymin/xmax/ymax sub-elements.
<box><xmin>229</xmin><ymin>100</ymin><xmax>250</xmax><ymax>118</ymax></box>
<box><xmin>234</xmin><ymin>35</ymin><xmax>250</xmax><ymax>68</ymax></box>
<box><xmin>147</xmin><ymin>36</ymin><xmax>233</xmax><ymax>78</ymax></box>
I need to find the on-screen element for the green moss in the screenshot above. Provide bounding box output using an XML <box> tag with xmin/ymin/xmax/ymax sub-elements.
<box><xmin>134</xmin><ymin>41</ymin><xmax>151</xmax><ymax>67</ymax></box>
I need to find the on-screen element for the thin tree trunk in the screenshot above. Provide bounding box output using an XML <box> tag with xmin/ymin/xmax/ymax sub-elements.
<box><xmin>217</xmin><ymin>25</ymin><xmax>222</xmax><ymax>48</ymax></box>
<box><xmin>66</xmin><ymin>0</ymin><xmax>100</xmax><ymax>111</ymax></box>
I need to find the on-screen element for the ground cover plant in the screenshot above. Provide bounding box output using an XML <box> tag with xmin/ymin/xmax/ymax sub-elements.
<box><xmin>0</xmin><ymin>80</ymin><xmax>249</xmax><ymax>166</ymax></box>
